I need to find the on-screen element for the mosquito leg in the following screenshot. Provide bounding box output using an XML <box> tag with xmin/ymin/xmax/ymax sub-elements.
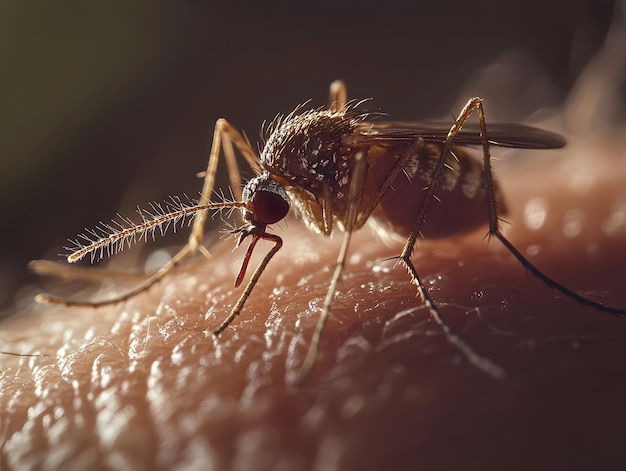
<box><xmin>37</xmin><ymin>244</ymin><xmax>193</xmax><ymax>307</ymax></box>
<box><xmin>196</xmin><ymin>120</ymin><xmax>261</xmax><ymax>198</ymax></box>
<box><xmin>329</xmin><ymin>80</ymin><xmax>348</xmax><ymax>112</ymax></box>
<box><xmin>400</xmin><ymin>96</ymin><xmax>625</xmax><ymax>377</ymax></box>
<box><xmin>355</xmin><ymin>137</ymin><xmax>426</xmax><ymax>228</ymax></box>
<box><xmin>190</xmin><ymin>119</ymin><xmax>236</xmax><ymax>250</ymax></box>
<box><xmin>396</xmin><ymin>253</ymin><xmax>507</xmax><ymax>378</ymax></box>
<box><xmin>29</xmin><ymin>260</ymin><xmax>145</xmax><ymax>282</ymax></box>
<box><xmin>37</xmin><ymin>119</ymin><xmax>261</xmax><ymax>308</ymax></box>
<box><xmin>400</xmin><ymin>98</ymin><xmax>485</xmax><ymax>261</ymax></box>
<box><xmin>197</xmin><ymin>121</ymin><xmax>262</xmax><ymax>263</ymax></box>
<box><xmin>493</xmin><ymin>234</ymin><xmax>626</xmax><ymax>315</ymax></box>
<box><xmin>291</xmin><ymin>151</ymin><xmax>368</xmax><ymax>385</ymax></box>
<box><xmin>402</xmin><ymin>259</ymin><xmax>506</xmax><ymax>378</ymax></box>
<box><xmin>221</xmin><ymin>128</ymin><xmax>243</xmax><ymax>202</ymax></box>
<box><xmin>395</xmin><ymin>97</ymin><xmax>509</xmax><ymax>378</ymax></box>
<box><xmin>213</xmin><ymin>232</ymin><xmax>283</xmax><ymax>336</ymax></box>
<box><xmin>467</xmin><ymin>101</ymin><xmax>626</xmax><ymax>316</ymax></box>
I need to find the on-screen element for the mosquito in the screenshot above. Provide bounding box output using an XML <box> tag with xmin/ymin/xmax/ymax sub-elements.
<box><xmin>34</xmin><ymin>81</ymin><xmax>626</xmax><ymax>384</ymax></box>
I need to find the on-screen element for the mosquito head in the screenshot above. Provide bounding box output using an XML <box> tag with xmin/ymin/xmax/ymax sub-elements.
<box><xmin>241</xmin><ymin>172</ymin><xmax>290</xmax><ymax>227</ymax></box>
<box><xmin>232</xmin><ymin>173</ymin><xmax>289</xmax><ymax>289</ymax></box>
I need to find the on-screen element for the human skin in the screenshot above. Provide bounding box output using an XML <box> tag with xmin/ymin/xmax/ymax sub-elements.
<box><xmin>1</xmin><ymin>127</ymin><xmax>626</xmax><ymax>470</ymax></box>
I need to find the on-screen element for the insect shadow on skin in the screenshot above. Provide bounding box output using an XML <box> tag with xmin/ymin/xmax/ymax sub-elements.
<box><xmin>32</xmin><ymin>81</ymin><xmax>626</xmax><ymax>385</ymax></box>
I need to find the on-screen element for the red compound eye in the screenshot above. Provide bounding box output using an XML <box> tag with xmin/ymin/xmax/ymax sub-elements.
<box><xmin>242</xmin><ymin>173</ymin><xmax>290</xmax><ymax>226</ymax></box>
<box><xmin>252</xmin><ymin>190</ymin><xmax>290</xmax><ymax>225</ymax></box>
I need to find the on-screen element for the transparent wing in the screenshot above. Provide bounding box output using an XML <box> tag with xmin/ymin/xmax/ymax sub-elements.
<box><xmin>358</xmin><ymin>121</ymin><xmax>566</xmax><ymax>149</ymax></box>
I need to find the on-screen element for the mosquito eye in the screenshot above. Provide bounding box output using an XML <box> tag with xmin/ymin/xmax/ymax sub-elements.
<box><xmin>253</xmin><ymin>189</ymin><xmax>290</xmax><ymax>224</ymax></box>
<box><xmin>242</xmin><ymin>173</ymin><xmax>290</xmax><ymax>225</ymax></box>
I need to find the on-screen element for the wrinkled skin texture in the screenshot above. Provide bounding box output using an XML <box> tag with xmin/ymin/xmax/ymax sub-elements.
<box><xmin>2</xmin><ymin>133</ymin><xmax>626</xmax><ymax>470</ymax></box>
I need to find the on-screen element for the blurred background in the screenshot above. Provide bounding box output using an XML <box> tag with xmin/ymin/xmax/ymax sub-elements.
<box><xmin>0</xmin><ymin>0</ymin><xmax>620</xmax><ymax>312</ymax></box>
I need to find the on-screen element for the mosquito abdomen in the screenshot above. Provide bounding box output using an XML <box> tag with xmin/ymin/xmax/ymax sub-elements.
<box><xmin>367</xmin><ymin>144</ymin><xmax>505</xmax><ymax>239</ymax></box>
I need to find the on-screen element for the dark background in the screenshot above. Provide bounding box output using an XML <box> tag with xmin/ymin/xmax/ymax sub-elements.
<box><xmin>0</xmin><ymin>0</ymin><xmax>617</xmax><ymax>311</ymax></box>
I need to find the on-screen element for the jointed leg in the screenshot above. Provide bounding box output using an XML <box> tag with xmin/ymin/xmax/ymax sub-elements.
<box><xmin>212</xmin><ymin>232</ymin><xmax>283</xmax><ymax>336</ymax></box>
<box><xmin>30</xmin><ymin>260</ymin><xmax>146</xmax><ymax>282</ymax></box>
<box><xmin>291</xmin><ymin>151</ymin><xmax>369</xmax><ymax>385</ymax></box>
<box><xmin>446</xmin><ymin>99</ymin><xmax>625</xmax><ymax>316</ymax></box>
<box><xmin>399</xmin><ymin>97</ymin><xmax>507</xmax><ymax>378</ymax></box>
<box><xmin>400</xmin><ymin>97</ymin><xmax>626</xmax><ymax>378</ymax></box>
<box><xmin>36</xmin><ymin>244</ymin><xmax>194</xmax><ymax>307</ymax></box>
<box><xmin>401</xmin><ymin>98</ymin><xmax>487</xmax><ymax>261</ymax></box>
<box><xmin>37</xmin><ymin>119</ymin><xmax>261</xmax><ymax>308</ymax></box>
<box><xmin>293</xmin><ymin>86</ymin><xmax>506</xmax><ymax>381</ymax></box>
<box><xmin>329</xmin><ymin>80</ymin><xmax>348</xmax><ymax>112</ymax></box>
<box><xmin>191</xmin><ymin>119</ymin><xmax>261</xmax><ymax>248</ymax></box>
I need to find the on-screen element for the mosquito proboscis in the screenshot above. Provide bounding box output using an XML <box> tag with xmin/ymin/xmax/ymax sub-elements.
<box><xmin>33</xmin><ymin>81</ymin><xmax>626</xmax><ymax>384</ymax></box>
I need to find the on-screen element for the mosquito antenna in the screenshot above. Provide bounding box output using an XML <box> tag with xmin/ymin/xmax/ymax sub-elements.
<box><xmin>65</xmin><ymin>201</ymin><xmax>247</xmax><ymax>264</ymax></box>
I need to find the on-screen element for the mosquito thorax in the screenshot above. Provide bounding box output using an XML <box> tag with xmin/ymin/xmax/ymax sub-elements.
<box><xmin>259</xmin><ymin>108</ymin><xmax>367</xmax><ymax>205</ymax></box>
<box><xmin>241</xmin><ymin>173</ymin><xmax>291</xmax><ymax>225</ymax></box>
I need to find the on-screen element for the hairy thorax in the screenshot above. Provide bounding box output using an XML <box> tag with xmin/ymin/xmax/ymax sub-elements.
<box><xmin>260</xmin><ymin>107</ymin><xmax>502</xmax><ymax>239</ymax></box>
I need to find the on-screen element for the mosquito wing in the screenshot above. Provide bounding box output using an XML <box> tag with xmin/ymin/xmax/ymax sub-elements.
<box><xmin>358</xmin><ymin>121</ymin><xmax>566</xmax><ymax>149</ymax></box>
